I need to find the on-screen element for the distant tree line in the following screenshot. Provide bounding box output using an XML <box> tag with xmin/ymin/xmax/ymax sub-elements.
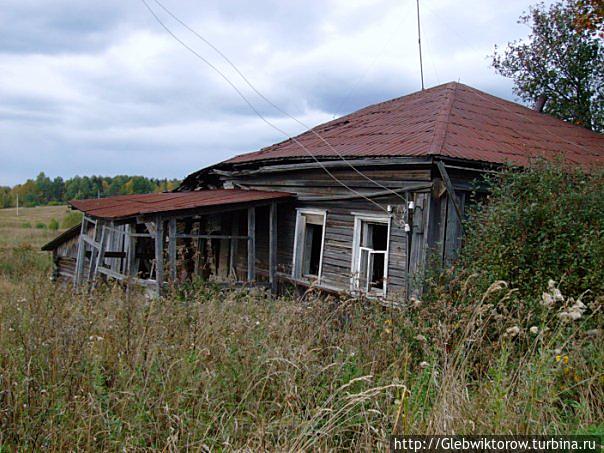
<box><xmin>0</xmin><ymin>173</ymin><xmax>181</xmax><ymax>208</ymax></box>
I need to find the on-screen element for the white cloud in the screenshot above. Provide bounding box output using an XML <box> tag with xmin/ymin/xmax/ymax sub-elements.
<box><xmin>0</xmin><ymin>0</ymin><xmax>555</xmax><ymax>185</ymax></box>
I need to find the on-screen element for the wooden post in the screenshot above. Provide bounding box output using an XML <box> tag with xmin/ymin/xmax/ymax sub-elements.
<box><xmin>436</xmin><ymin>161</ymin><xmax>464</xmax><ymax>234</ymax></box>
<box><xmin>126</xmin><ymin>224</ymin><xmax>137</xmax><ymax>277</ymax></box>
<box><xmin>229</xmin><ymin>212</ymin><xmax>239</xmax><ymax>280</ymax></box>
<box><xmin>247</xmin><ymin>207</ymin><xmax>256</xmax><ymax>282</ymax></box>
<box><xmin>74</xmin><ymin>217</ymin><xmax>88</xmax><ymax>287</ymax></box>
<box><xmin>87</xmin><ymin>219</ymin><xmax>103</xmax><ymax>282</ymax></box>
<box><xmin>93</xmin><ymin>221</ymin><xmax>108</xmax><ymax>280</ymax></box>
<box><xmin>155</xmin><ymin>216</ymin><xmax>164</xmax><ymax>295</ymax></box>
<box><xmin>168</xmin><ymin>217</ymin><xmax>177</xmax><ymax>283</ymax></box>
<box><xmin>269</xmin><ymin>202</ymin><xmax>277</xmax><ymax>293</ymax></box>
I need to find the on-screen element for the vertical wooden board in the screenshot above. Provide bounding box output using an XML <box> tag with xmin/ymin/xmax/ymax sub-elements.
<box><xmin>408</xmin><ymin>193</ymin><xmax>430</xmax><ymax>297</ymax></box>
<box><xmin>269</xmin><ymin>202</ymin><xmax>277</xmax><ymax>292</ymax></box>
<box><xmin>155</xmin><ymin>217</ymin><xmax>164</xmax><ymax>295</ymax></box>
<box><xmin>168</xmin><ymin>218</ymin><xmax>177</xmax><ymax>282</ymax></box>
<box><xmin>426</xmin><ymin>187</ymin><xmax>448</xmax><ymax>266</ymax></box>
<box><xmin>93</xmin><ymin>221</ymin><xmax>108</xmax><ymax>280</ymax></box>
<box><xmin>247</xmin><ymin>207</ymin><xmax>256</xmax><ymax>282</ymax></box>
<box><xmin>74</xmin><ymin>218</ymin><xmax>88</xmax><ymax>287</ymax></box>
<box><xmin>387</xmin><ymin>212</ymin><xmax>408</xmax><ymax>297</ymax></box>
<box><xmin>444</xmin><ymin>192</ymin><xmax>465</xmax><ymax>266</ymax></box>
<box><xmin>229</xmin><ymin>212</ymin><xmax>240</xmax><ymax>279</ymax></box>
<box><xmin>126</xmin><ymin>224</ymin><xmax>137</xmax><ymax>277</ymax></box>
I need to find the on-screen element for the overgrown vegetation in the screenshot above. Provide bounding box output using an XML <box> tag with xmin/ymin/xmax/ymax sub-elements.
<box><xmin>0</xmin><ymin>163</ymin><xmax>602</xmax><ymax>450</ymax></box>
<box><xmin>461</xmin><ymin>161</ymin><xmax>604</xmax><ymax>302</ymax></box>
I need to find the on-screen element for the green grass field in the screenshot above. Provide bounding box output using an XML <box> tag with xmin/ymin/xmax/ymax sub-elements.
<box><xmin>0</xmin><ymin>205</ymin><xmax>71</xmax><ymax>250</ymax></box>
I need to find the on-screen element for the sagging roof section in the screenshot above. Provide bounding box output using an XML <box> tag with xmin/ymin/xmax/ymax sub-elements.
<box><xmin>221</xmin><ymin>82</ymin><xmax>603</xmax><ymax>168</ymax></box>
<box><xmin>41</xmin><ymin>223</ymin><xmax>82</xmax><ymax>251</ymax></box>
<box><xmin>69</xmin><ymin>189</ymin><xmax>293</xmax><ymax>220</ymax></box>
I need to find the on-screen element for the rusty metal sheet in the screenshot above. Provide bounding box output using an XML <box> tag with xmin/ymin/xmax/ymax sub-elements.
<box><xmin>70</xmin><ymin>189</ymin><xmax>293</xmax><ymax>220</ymax></box>
<box><xmin>223</xmin><ymin>82</ymin><xmax>603</xmax><ymax>168</ymax></box>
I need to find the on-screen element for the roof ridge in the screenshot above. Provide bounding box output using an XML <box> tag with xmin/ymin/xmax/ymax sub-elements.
<box><xmin>428</xmin><ymin>82</ymin><xmax>458</xmax><ymax>156</ymax></box>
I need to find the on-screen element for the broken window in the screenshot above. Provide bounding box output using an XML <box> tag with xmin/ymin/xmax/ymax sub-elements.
<box><xmin>352</xmin><ymin>216</ymin><xmax>390</xmax><ymax>296</ymax></box>
<box><xmin>293</xmin><ymin>210</ymin><xmax>326</xmax><ymax>280</ymax></box>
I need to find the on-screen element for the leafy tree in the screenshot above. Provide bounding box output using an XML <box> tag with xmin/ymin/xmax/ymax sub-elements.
<box><xmin>1</xmin><ymin>174</ymin><xmax>181</xmax><ymax>208</ymax></box>
<box><xmin>492</xmin><ymin>0</ymin><xmax>604</xmax><ymax>132</ymax></box>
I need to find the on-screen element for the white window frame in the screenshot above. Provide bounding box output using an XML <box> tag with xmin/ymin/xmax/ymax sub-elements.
<box><xmin>350</xmin><ymin>213</ymin><xmax>391</xmax><ymax>298</ymax></box>
<box><xmin>292</xmin><ymin>208</ymin><xmax>327</xmax><ymax>283</ymax></box>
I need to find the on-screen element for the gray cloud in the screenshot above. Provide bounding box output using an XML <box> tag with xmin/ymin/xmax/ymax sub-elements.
<box><xmin>0</xmin><ymin>0</ymin><xmax>554</xmax><ymax>186</ymax></box>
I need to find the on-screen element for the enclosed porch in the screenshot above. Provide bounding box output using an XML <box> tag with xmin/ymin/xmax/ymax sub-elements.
<box><xmin>70</xmin><ymin>189</ymin><xmax>292</xmax><ymax>295</ymax></box>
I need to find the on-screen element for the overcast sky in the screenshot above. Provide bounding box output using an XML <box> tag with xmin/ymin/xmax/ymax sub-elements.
<box><xmin>0</xmin><ymin>0</ymin><xmax>554</xmax><ymax>186</ymax></box>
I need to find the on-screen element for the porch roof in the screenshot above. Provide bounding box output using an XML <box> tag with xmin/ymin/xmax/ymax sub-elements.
<box><xmin>69</xmin><ymin>189</ymin><xmax>293</xmax><ymax>220</ymax></box>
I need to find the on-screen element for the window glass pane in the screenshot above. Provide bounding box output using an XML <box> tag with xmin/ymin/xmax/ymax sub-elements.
<box><xmin>358</xmin><ymin>248</ymin><xmax>370</xmax><ymax>291</ymax></box>
<box><xmin>299</xmin><ymin>216</ymin><xmax>324</xmax><ymax>278</ymax></box>
<box><xmin>355</xmin><ymin>219</ymin><xmax>389</xmax><ymax>294</ymax></box>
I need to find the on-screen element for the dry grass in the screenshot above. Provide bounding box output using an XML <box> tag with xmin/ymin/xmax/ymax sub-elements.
<box><xmin>0</xmin><ymin>206</ymin><xmax>70</xmax><ymax>250</ymax></box>
<box><xmin>0</xmin><ymin>248</ymin><xmax>602</xmax><ymax>451</ymax></box>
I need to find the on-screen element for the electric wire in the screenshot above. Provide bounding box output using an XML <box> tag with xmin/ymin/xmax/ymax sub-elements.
<box><xmin>140</xmin><ymin>0</ymin><xmax>399</xmax><ymax>217</ymax></box>
<box><xmin>149</xmin><ymin>0</ymin><xmax>411</xmax><ymax>206</ymax></box>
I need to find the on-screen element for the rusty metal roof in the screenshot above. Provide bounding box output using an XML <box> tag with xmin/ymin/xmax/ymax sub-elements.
<box><xmin>41</xmin><ymin>223</ymin><xmax>82</xmax><ymax>251</ymax></box>
<box><xmin>224</xmin><ymin>82</ymin><xmax>603</xmax><ymax>168</ymax></box>
<box><xmin>70</xmin><ymin>189</ymin><xmax>292</xmax><ymax>220</ymax></box>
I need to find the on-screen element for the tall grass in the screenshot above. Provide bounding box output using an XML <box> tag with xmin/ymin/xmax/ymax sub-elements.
<box><xmin>0</xmin><ymin>248</ymin><xmax>601</xmax><ymax>450</ymax></box>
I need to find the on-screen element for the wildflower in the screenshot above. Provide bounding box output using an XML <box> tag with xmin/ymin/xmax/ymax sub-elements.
<box><xmin>255</xmin><ymin>321</ymin><xmax>260</xmax><ymax>326</ymax></box>
<box><xmin>529</xmin><ymin>326</ymin><xmax>539</xmax><ymax>335</ymax></box>
<box><xmin>419</xmin><ymin>361</ymin><xmax>430</xmax><ymax>369</ymax></box>
<box><xmin>505</xmin><ymin>326</ymin><xmax>521</xmax><ymax>338</ymax></box>
<box><xmin>410</xmin><ymin>297</ymin><xmax>422</xmax><ymax>308</ymax></box>
<box><xmin>384</xmin><ymin>319</ymin><xmax>392</xmax><ymax>325</ymax></box>
<box><xmin>558</xmin><ymin>298</ymin><xmax>586</xmax><ymax>321</ymax></box>
<box><xmin>541</xmin><ymin>280</ymin><xmax>564</xmax><ymax>309</ymax></box>
<box><xmin>384</xmin><ymin>328</ymin><xmax>392</xmax><ymax>335</ymax></box>
<box><xmin>541</xmin><ymin>292</ymin><xmax>555</xmax><ymax>308</ymax></box>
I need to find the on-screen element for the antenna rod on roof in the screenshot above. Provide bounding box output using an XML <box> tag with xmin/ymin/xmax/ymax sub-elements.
<box><xmin>416</xmin><ymin>0</ymin><xmax>425</xmax><ymax>90</ymax></box>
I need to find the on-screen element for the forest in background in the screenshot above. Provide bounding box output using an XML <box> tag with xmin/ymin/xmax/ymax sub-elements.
<box><xmin>0</xmin><ymin>172</ymin><xmax>181</xmax><ymax>208</ymax></box>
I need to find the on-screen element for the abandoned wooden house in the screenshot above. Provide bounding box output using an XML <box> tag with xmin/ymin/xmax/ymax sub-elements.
<box><xmin>42</xmin><ymin>82</ymin><xmax>604</xmax><ymax>300</ymax></box>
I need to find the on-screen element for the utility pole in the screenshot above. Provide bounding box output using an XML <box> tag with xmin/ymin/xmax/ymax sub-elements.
<box><xmin>416</xmin><ymin>0</ymin><xmax>425</xmax><ymax>90</ymax></box>
<box><xmin>16</xmin><ymin>193</ymin><xmax>19</xmax><ymax>217</ymax></box>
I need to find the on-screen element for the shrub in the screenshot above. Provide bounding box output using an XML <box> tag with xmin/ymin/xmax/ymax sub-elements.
<box><xmin>48</xmin><ymin>218</ymin><xmax>59</xmax><ymax>230</ymax></box>
<box><xmin>35</xmin><ymin>222</ymin><xmax>47</xmax><ymax>229</ymax></box>
<box><xmin>461</xmin><ymin>161</ymin><xmax>604</xmax><ymax>302</ymax></box>
<box><xmin>61</xmin><ymin>210</ymin><xmax>83</xmax><ymax>229</ymax></box>
<box><xmin>20</xmin><ymin>222</ymin><xmax>32</xmax><ymax>229</ymax></box>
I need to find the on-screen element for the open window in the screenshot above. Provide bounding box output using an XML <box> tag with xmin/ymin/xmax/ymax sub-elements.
<box><xmin>351</xmin><ymin>215</ymin><xmax>390</xmax><ymax>297</ymax></box>
<box><xmin>293</xmin><ymin>209</ymin><xmax>326</xmax><ymax>281</ymax></box>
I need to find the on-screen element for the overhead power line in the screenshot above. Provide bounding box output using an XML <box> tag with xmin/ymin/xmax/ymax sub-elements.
<box><xmin>140</xmin><ymin>0</ymin><xmax>399</xmax><ymax>216</ymax></box>
<box><xmin>149</xmin><ymin>0</ymin><xmax>410</xmax><ymax>206</ymax></box>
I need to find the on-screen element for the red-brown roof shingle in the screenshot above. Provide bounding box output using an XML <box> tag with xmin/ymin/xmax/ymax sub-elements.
<box><xmin>224</xmin><ymin>82</ymin><xmax>603</xmax><ymax>168</ymax></box>
<box><xmin>70</xmin><ymin>189</ymin><xmax>292</xmax><ymax>220</ymax></box>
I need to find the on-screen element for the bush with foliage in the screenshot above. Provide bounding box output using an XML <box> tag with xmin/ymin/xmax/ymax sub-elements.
<box><xmin>61</xmin><ymin>211</ymin><xmax>83</xmax><ymax>229</ymax></box>
<box><xmin>461</xmin><ymin>161</ymin><xmax>603</xmax><ymax>302</ymax></box>
<box><xmin>48</xmin><ymin>218</ymin><xmax>59</xmax><ymax>230</ymax></box>
<box><xmin>34</xmin><ymin>222</ymin><xmax>47</xmax><ymax>229</ymax></box>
